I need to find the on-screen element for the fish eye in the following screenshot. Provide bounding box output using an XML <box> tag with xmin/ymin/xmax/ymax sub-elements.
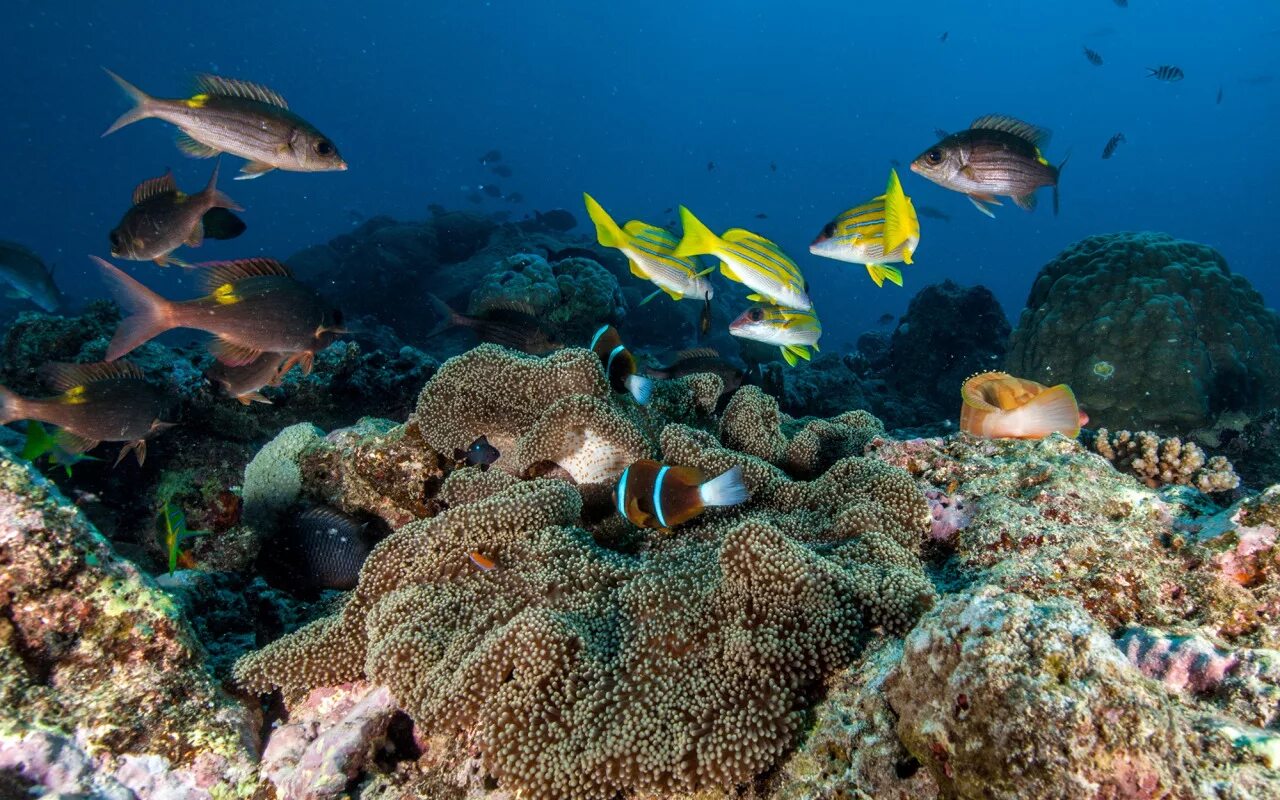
<box><xmin>748</xmin><ymin>308</ymin><xmax>764</xmax><ymax>322</ymax></box>
<box><xmin>926</xmin><ymin>149</ymin><xmax>943</xmax><ymax>164</ymax></box>
<box><xmin>315</xmin><ymin>140</ymin><xmax>335</xmax><ymax>156</ymax></box>
<box><xmin>821</xmin><ymin>222</ymin><xmax>836</xmax><ymax>239</ymax></box>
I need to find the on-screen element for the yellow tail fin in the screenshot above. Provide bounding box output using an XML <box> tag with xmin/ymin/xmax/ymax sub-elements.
<box><xmin>882</xmin><ymin>169</ymin><xmax>918</xmax><ymax>255</ymax></box>
<box><xmin>583</xmin><ymin>193</ymin><xmax>624</xmax><ymax>249</ymax></box>
<box><xmin>866</xmin><ymin>264</ymin><xmax>903</xmax><ymax>288</ymax></box>
<box><xmin>673</xmin><ymin>206</ymin><xmax>721</xmax><ymax>258</ymax></box>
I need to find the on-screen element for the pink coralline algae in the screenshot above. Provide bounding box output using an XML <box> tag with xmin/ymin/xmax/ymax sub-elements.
<box><xmin>1117</xmin><ymin>626</ymin><xmax>1238</xmax><ymax>695</ymax></box>
<box><xmin>924</xmin><ymin>488</ymin><xmax>973</xmax><ymax>543</ymax></box>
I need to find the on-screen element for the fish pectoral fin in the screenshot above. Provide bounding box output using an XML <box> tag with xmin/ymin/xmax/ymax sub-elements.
<box><xmin>1012</xmin><ymin>192</ymin><xmax>1038</xmax><ymax>212</ymax></box>
<box><xmin>626</xmin><ymin>259</ymin><xmax>648</xmax><ymax>279</ymax></box>
<box><xmin>239</xmin><ymin>391</ymin><xmax>272</xmax><ymax>405</ymax></box>
<box><xmin>186</xmin><ymin>221</ymin><xmax>205</xmax><ymax>247</ymax></box>
<box><xmin>788</xmin><ymin>345</ymin><xmax>812</xmax><ymax>362</ymax></box>
<box><xmin>208</xmin><ymin>337</ymin><xmax>263</xmax><ymax>366</ymax></box>
<box><xmin>781</xmin><ymin>347</ymin><xmax>799</xmax><ymax>367</ymax></box>
<box><xmin>718</xmin><ymin>262</ymin><xmax>742</xmax><ymax>283</ymax></box>
<box><xmin>663</xmin><ymin>287</ymin><xmax>683</xmax><ymax>301</ymax></box>
<box><xmin>745</xmin><ymin>293</ymin><xmax>767</xmax><ymax>303</ymax></box>
<box><xmin>235</xmin><ymin>161</ymin><xmax>276</xmax><ymax>180</ymax></box>
<box><xmin>175</xmin><ymin>132</ymin><xmax>219</xmax><ymax>158</ymax></box>
<box><xmin>54</xmin><ymin>429</ymin><xmax>98</xmax><ymax>455</ymax></box>
<box><xmin>866</xmin><ymin>264</ymin><xmax>904</xmax><ymax>288</ymax></box>
<box><xmin>966</xmin><ymin>195</ymin><xmax>998</xmax><ymax>218</ymax></box>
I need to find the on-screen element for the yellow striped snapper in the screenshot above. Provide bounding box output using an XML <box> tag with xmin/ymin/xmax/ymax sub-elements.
<box><xmin>674</xmin><ymin>207</ymin><xmax>811</xmax><ymax>310</ymax></box>
<box><xmin>809</xmin><ymin>169</ymin><xmax>920</xmax><ymax>288</ymax></box>
<box><xmin>729</xmin><ymin>304</ymin><xmax>822</xmax><ymax>366</ymax></box>
<box><xmin>583</xmin><ymin>193</ymin><xmax>713</xmax><ymax>302</ymax></box>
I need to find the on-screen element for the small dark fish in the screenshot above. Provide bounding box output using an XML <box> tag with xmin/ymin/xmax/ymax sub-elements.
<box><xmin>939</xmin><ymin>31</ymin><xmax>948</xmax><ymax>43</ymax></box>
<box><xmin>530</xmin><ymin>209</ymin><xmax>577</xmax><ymax>232</ymax></box>
<box><xmin>1217</xmin><ymin>85</ymin><xmax>1224</xmax><ymax>105</ymax></box>
<box><xmin>1114</xmin><ymin>0</ymin><xmax>1127</xmax><ymax>6</ymax></box>
<box><xmin>102</xmin><ymin>70</ymin><xmax>346</xmax><ymax>179</ymax></box>
<box><xmin>1083</xmin><ymin>47</ymin><xmax>1103</xmax><ymax>66</ymax></box>
<box><xmin>426</xmin><ymin>294</ymin><xmax>562</xmax><ymax>354</ymax></box>
<box><xmin>0</xmin><ymin>361</ymin><xmax>175</xmax><ymax>466</ymax></box>
<box><xmin>109</xmin><ymin>162</ymin><xmax>242</xmax><ymax>267</ymax></box>
<box><xmin>877</xmin><ymin>313</ymin><xmax>895</xmax><ymax>326</ymax></box>
<box><xmin>614</xmin><ymin>459</ymin><xmax>747</xmax><ymax>531</ymax></box>
<box><xmin>663</xmin><ymin>207</ymin><xmax>673</xmax><ymax>213</ymax></box>
<box><xmin>479</xmin><ymin>149</ymin><xmax>502</xmax><ymax>164</ymax></box>
<box><xmin>505</xmin><ymin>192</ymin><xmax>524</xmax><ymax>204</ymax></box>
<box><xmin>707</xmin><ymin>161</ymin><xmax>715</xmax><ymax>171</ymax></box>
<box><xmin>1147</xmin><ymin>65</ymin><xmax>1185</xmax><ymax>82</ymax></box>
<box><xmin>454</xmin><ymin>435</ymin><xmax>500</xmax><ymax>470</ymax></box>
<box><xmin>755</xmin><ymin>212</ymin><xmax>768</xmax><ymax>219</ymax></box>
<box><xmin>889</xmin><ymin>158</ymin><xmax>902</xmax><ymax>167</ymax></box>
<box><xmin>1101</xmin><ymin>132</ymin><xmax>1126</xmax><ymax>159</ymax></box>
<box><xmin>270</xmin><ymin>506</ymin><xmax>376</xmax><ymax>592</ymax></box>
<box><xmin>481</xmin><ymin>184</ymin><xmax>502</xmax><ymax>198</ymax></box>
<box><xmin>490</xmin><ymin>164</ymin><xmax>514</xmax><ymax>178</ymax></box>
<box><xmin>917</xmin><ymin>206</ymin><xmax>951</xmax><ymax>222</ymax></box>
<box><xmin>467</xmin><ymin>192</ymin><xmax>483</xmax><ymax>204</ymax></box>
<box><xmin>769</xmin><ymin>161</ymin><xmax>777</xmax><ymax>172</ymax></box>
<box><xmin>206</xmin><ymin>351</ymin><xmax>286</xmax><ymax>405</ymax></box>
<box><xmin>699</xmin><ymin>293</ymin><xmax>712</xmax><ymax>338</ymax></box>
<box><xmin>0</xmin><ymin>240</ymin><xmax>62</xmax><ymax>312</ymax></box>
<box><xmin>647</xmin><ymin>348</ymin><xmax>746</xmax><ymax>394</ymax></box>
<box><xmin>589</xmin><ymin>325</ymin><xmax>652</xmax><ymax>404</ymax></box>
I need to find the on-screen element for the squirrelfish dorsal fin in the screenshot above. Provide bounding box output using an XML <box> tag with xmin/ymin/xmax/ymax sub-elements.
<box><xmin>969</xmin><ymin>114</ymin><xmax>1051</xmax><ymax>148</ymax></box>
<box><xmin>200</xmin><ymin>258</ymin><xmax>293</xmax><ymax>293</ymax></box>
<box><xmin>675</xmin><ymin>347</ymin><xmax>721</xmax><ymax>362</ymax></box>
<box><xmin>132</xmin><ymin>170</ymin><xmax>179</xmax><ymax>205</ymax></box>
<box><xmin>40</xmin><ymin>360</ymin><xmax>145</xmax><ymax>392</ymax></box>
<box><xmin>194</xmin><ymin>74</ymin><xmax>289</xmax><ymax>109</ymax></box>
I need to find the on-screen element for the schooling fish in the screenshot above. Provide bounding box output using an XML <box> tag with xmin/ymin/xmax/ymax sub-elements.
<box><xmin>479</xmin><ymin>149</ymin><xmax>502</xmax><ymax>164</ymax></box>
<box><xmin>109</xmin><ymin>161</ymin><xmax>242</xmax><ymax>267</ymax></box>
<box><xmin>614</xmin><ymin>459</ymin><xmax>748</xmax><ymax>531</ymax></box>
<box><xmin>102</xmin><ymin>70</ymin><xmax>347</xmax><ymax>180</ymax></box>
<box><xmin>0</xmin><ymin>361</ymin><xmax>175</xmax><ymax>466</ymax></box>
<box><xmin>0</xmin><ymin>240</ymin><xmax>62</xmax><ymax>312</ymax></box>
<box><xmin>809</xmin><ymin>169</ymin><xmax>920</xmax><ymax>288</ymax></box>
<box><xmin>268</xmin><ymin>506</ymin><xmax>376</xmax><ymax>592</ymax></box>
<box><xmin>491</xmin><ymin>164</ymin><xmax>514</xmax><ymax>178</ymax></box>
<box><xmin>206</xmin><ymin>351</ymin><xmax>287</xmax><ymax>405</ymax></box>
<box><xmin>729</xmin><ymin>304</ymin><xmax>822</xmax><ymax>367</ymax></box>
<box><xmin>675</xmin><ymin>207</ymin><xmax>811</xmax><ymax>310</ymax></box>
<box><xmin>959</xmin><ymin>371</ymin><xmax>1086</xmax><ymax>440</ymax></box>
<box><xmin>589</xmin><ymin>325</ymin><xmax>653</xmax><ymax>404</ymax></box>
<box><xmin>454</xmin><ymin>435</ymin><xmax>500</xmax><ymax>470</ymax></box>
<box><xmin>1083</xmin><ymin>47</ymin><xmax>1104</xmax><ymax>66</ymax></box>
<box><xmin>917</xmin><ymin>206</ymin><xmax>951</xmax><ymax>222</ymax></box>
<box><xmin>583</xmin><ymin>194</ymin><xmax>713</xmax><ymax>302</ymax></box>
<box><xmin>1101</xmin><ymin>132</ymin><xmax>1126</xmax><ymax>159</ymax></box>
<box><xmin>425</xmin><ymin>294</ymin><xmax>562</xmax><ymax>354</ymax></box>
<box><xmin>647</xmin><ymin>348</ymin><xmax>746</xmax><ymax>394</ymax></box>
<box><xmin>94</xmin><ymin>256</ymin><xmax>344</xmax><ymax>374</ymax></box>
<box><xmin>911</xmin><ymin>114</ymin><xmax>1067</xmax><ymax>217</ymax></box>
<box><xmin>1147</xmin><ymin>65</ymin><xmax>1185</xmax><ymax>82</ymax></box>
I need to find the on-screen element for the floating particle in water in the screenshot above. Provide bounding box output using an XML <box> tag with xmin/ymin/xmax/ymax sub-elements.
<box><xmin>1093</xmin><ymin>360</ymin><xmax>1116</xmax><ymax>380</ymax></box>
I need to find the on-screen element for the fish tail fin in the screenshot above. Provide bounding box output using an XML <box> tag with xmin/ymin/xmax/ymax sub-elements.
<box><xmin>1053</xmin><ymin>151</ymin><xmax>1071</xmax><ymax>216</ymax></box>
<box><xmin>583</xmin><ymin>193</ymin><xmax>624</xmax><ymax>248</ymax></box>
<box><xmin>1019</xmin><ymin>384</ymin><xmax>1082</xmax><ymax>438</ymax></box>
<box><xmin>425</xmin><ymin>293</ymin><xmax>463</xmax><ymax>338</ymax></box>
<box><xmin>92</xmin><ymin>255</ymin><xmax>175</xmax><ymax>359</ymax></box>
<box><xmin>200</xmin><ymin>159</ymin><xmax>243</xmax><ymax>212</ymax></box>
<box><xmin>0</xmin><ymin>384</ymin><xmax>26</xmax><ymax>426</ymax></box>
<box><xmin>866</xmin><ymin>264</ymin><xmax>903</xmax><ymax>288</ymax></box>
<box><xmin>699</xmin><ymin>465</ymin><xmax>748</xmax><ymax>508</ymax></box>
<box><xmin>673</xmin><ymin>206</ymin><xmax>719</xmax><ymax>258</ymax></box>
<box><xmin>624</xmin><ymin>374</ymin><xmax>653</xmax><ymax>405</ymax></box>
<box><xmin>102</xmin><ymin>69</ymin><xmax>156</xmax><ymax>136</ymax></box>
<box><xmin>882</xmin><ymin>168</ymin><xmax>915</xmax><ymax>253</ymax></box>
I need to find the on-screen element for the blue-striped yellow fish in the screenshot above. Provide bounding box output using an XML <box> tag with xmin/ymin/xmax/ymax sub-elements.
<box><xmin>729</xmin><ymin>304</ymin><xmax>822</xmax><ymax>366</ymax></box>
<box><xmin>674</xmin><ymin>207</ymin><xmax>811</xmax><ymax>310</ymax></box>
<box><xmin>583</xmin><ymin>193</ymin><xmax>713</xmax><ymax>302</ymax></box>
<box><xmin>809</xmin><ymin>169</ymin><xmax>920</xmax><ymax>288</ymax></box>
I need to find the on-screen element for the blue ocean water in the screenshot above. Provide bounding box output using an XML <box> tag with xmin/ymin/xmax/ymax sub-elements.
<box><xmin>1</xmin><ymin>0</ymin><xmax>1277</xmax><ymax>347</ymax></box>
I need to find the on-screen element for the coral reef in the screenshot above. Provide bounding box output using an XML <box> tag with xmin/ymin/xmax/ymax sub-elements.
<box><xmin>1093</xmin><ymin>427</ymin><xmax>1240</xmax><ymax>493</ymax></box>
<box><xmin>469</xmin><ymin>252</ymin><xmax>626</xmax><ymax>344</ymax></box>
<box><xmin>1007</xmin><ymin>232</ymin><xmax>1280</xmax><ymax>431</ymax></box>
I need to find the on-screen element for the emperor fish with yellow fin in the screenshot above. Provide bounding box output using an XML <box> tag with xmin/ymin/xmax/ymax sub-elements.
<box><xmin>674</xmin><ymin>207</ymin><xmax>812</xmax><ymax>310</ymax></box>
<box><xmin>102</xmin><ymin>70</ymin><xmax>347</xmax><ymax>180</ymax></box>
<box><xmin>911</xmin><ymin>115</ymin><xmax>1067</xmax><ymax>218</ymax></box>
<box><xmin>583</xmin><ymin>193</ymin><xmax>713</xmax><ymax>303</ymax></box>
<box><xmin>809</xmin><ymin>169</ymin><xmax>920</xmax><ymax>288</ymax></box>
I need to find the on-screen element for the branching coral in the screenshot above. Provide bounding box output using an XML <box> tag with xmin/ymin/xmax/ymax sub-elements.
<box><xmin>1094</xmin><ymin>427</ymin><xmax>1240</xmax><ymax>492</ymax></box>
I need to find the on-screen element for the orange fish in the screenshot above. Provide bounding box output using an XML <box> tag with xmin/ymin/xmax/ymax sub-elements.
<box><xmin>959</xmin><ymin>371</ymin><xmax>1086</xmax><ymax>439</ymax></box>
<box><xmin>614</xmin><ymin>459</ymin><xmax>748</xmax><ymax>531</ymax></box>
<box><xmin>468</xmin><ymin>551</ymin><xmax>496</xmax><ymax>571</ymax></box>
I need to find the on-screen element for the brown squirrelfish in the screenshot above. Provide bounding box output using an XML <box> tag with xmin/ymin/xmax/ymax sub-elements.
<box><xmin>0</xmin><ymin>240</ymin><xmax>62</xmax><ymax>312</ymax></box>
<box><xmin>110</xmin><ymin>161</ymin><xmax>242</xmax><ymax>267</ymax></box>
<box><xmin>911</xmin><ymin>115</ymin><xmax>1067</xmax><ymax>217</ymax></box>
<box><xmin>206</xmin><ymin>351</ymin><xmax>288</xmax><ymax>405</ymax></box>
<box><xmin>0</xmin><ymin>361</ymin><xmax>175</xmax><ymax>465</ymax></box>
<box><xmin>93</xmin><ymin>256</ymin><xmax>344</xmax><ymax>374</ymax></box>
<box><xmin>102</xmin><ymin>70</ymin><xmax>347</xmax><ymax>180</ymax></box>
<box><xmin>425</xmin><ymin>294</ymin><xmax>561</xmax><ymax>354</ymax></box>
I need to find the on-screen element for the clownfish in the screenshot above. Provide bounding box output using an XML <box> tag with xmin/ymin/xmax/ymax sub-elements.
<box><xmin>959</xmin><ymin>371</ymin><xmax>1087</xmax><ymax>439</ymax></box>
<box><xmin>589</xmin><ymin>325</ymin><xmax>653</xmax><ymax>405</ymax></box>
<box><xmin>614</xmin><ymin>459</ymin><xmax>748</xmax><ymax>531</ymax></box>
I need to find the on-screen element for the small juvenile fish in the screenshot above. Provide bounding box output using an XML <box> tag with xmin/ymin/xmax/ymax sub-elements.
<box><xmin>102</xmin><ymin>70</ymin><xmax>347</xmax><ymax>179</ymax></box>
<box><xmin>583</xmin><ymin>194</ymin><xmax>713</xmax><ymax>302</ymax></box>
<box><xmin>0</xmin><ymin>240</ymin><xmax>62</xmax><ymax>312</ymax></box>
<box><xmin>729</xmin><ymin>304</ymin><xmax>822</xmax><ymax>367</ymax></box>
<box><xmin>754</xmin><ymin>212</ymin><xmax>768</xmax><ymax>219</ymax></box>
<box><xmin>675</xmin><ymin>207</ymin><xmax>811</xmax><ymax>310</ymax></box>
<box><xmin>109</xmin><ymin>161</ymin><xmax>242</xmax><ymax>267</ymax></box>
<box><xmin>161</xmin><ymin>502</ymin><xmax>209</xmax><ymax>575</ymax></box>
<box><xmin>589</xmin><ymin>325</ymin><xmax>652</xmax><ymax>404</ymax></box>
<box><xmin>20</xmin><ymin>420</ymin><xmax>100</xmax><ymax>477</ymax></box>
<box><xmin>939</xmin><ymin>31</ymin><xmax>948</xmax><ymax>43</ymax></box>
<box><xmin>1101</xmin><ymin>132</ymin><xmax>1126</xmax><ymax>159</ymax></box>
<box><xmin>707</xmin><ymin>161</ymin><xmax>716</xmax><ymax>171</ymax></box>
<box><xmin>454</xmin><ymin>435</ymin><xmax>500</xmax><ymax>470</ymax></box>
<box><xmin>94</xmin><ymin>256</ymin><xmax>344</xmax><ymax>374</ymax></box>
<box><xmin>810</xmin><ymin>168</ymin><xmax>920</xmax><ymax>288</ymax></box>
<box><xmin>1083</xmin><ymin>47</ymin><xmax>1104</xmax><ymax>66</ymax></box>
<box><xmin>614</xmin><ymin>459</ymin><xmax>748</xmax><ymax>531</ymax></box>
<box><xmin>769</xmin><ymin>161</ymin><xmax>777</xmax><ymax>172</ymax></box>
<box><xmin>425</xmin><ymin>294</ymin><xmax>562</xmax><ymax>354</ymax></box>
<box><xmin>959</xmin><ymin>371</ymin><xmax>1087</xmax><ymax>439</ymax></box>
<box><xmin>647</xmin><ymin>348</ymin><xmax>746</xmax><ymax>394</ymax></box>
<box><xmin>206</xmin><ymin>351</ymin><xmax>287</xmax><ymax>405</ymax></box>
<box><xmin>468</xmin><ymin>550</ymin><xmax>497</xmax><ymax>571</ymax></box>
<box><xmin>1147</xmin><ymin>65</ymin><xmax>1185</xmax><ymax>82</ymax></box>
<box><xmin>0</xmin><ymin>361</ymin><xmax>175</xmax><ymax>465</ymax></box>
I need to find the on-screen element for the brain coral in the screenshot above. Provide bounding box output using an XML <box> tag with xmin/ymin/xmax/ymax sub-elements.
<box><xmin>1006</xmin><ymin>232</ymin><xmax>1280</xmax><ymax>431</ymax></box>
<box><xmin>469</xmin><ymin>253</ymin><xmax>625</xmax><ymax>344</ymax></box>
<box><xmin>235</xmin><ymin>346</ymin><xmax>933</xmax><ymax>799</ymax></box>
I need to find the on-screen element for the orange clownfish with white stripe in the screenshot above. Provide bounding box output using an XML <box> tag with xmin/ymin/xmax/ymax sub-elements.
<box><xmin>589</xmin><ymin>325</ymin><xmax>652</xmax><ymax>405</ymax></box>
<box><xmin>614</xmin><ymin>459</ymin><xmax>748</xmax><ymax>531</ymax></box>
<box><xmin>959</xmin><ymin>371</ymin><xmax>1088</xmax><ymax>439</ymax></box>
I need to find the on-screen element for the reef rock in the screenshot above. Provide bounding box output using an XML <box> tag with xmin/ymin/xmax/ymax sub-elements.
<box><xmin>1007</xmin><ymin>232</ymin><xmax>1280</xmax><ymax>432</ymax></box>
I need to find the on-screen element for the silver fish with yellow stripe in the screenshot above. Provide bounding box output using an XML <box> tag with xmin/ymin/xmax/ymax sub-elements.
<box><xmin>809</xmin><ymin>169</ymin><xmax>921</xmax><ymax>288</ymax></box>
<box><xmin>674</xmin><ymin>207</ymin><xmax>811</xmax><ymax>310</ymax></box>
<box><xmin>729</xmin><ymin>304</ymin><xmax>822</xmax><ymax>367</ymax></box>
<box><xmin>583</xmin><ymin>193</ymin><xmax>713</xmax><ymax>302</ymax></box>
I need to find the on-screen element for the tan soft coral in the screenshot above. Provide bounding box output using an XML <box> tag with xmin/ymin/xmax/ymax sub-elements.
<box><xmin>1094</xmin><ymin>427</ymin><xmax>1240</xmax><ymax>492</ymax></box>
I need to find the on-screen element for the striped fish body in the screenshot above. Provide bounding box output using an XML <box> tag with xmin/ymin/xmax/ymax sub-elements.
<box><xmin>590</xmin><ymin>324</ymin><xmax>638</xmax><ymax>393</ymax></box>
<box><xmin>925</xmin><ymin>130</ymin><xmax>1057</xmax><ymax>197</ymax></box>
<box><xmin>1147</xmin><ymin>65</ymin><xmax>1184</xmax><ymax>82</ymax></box>
<box><xmin>620</xmin><ymin>222</ymin><xmax>713</xmax><ymax>300</ymax></box>
<box><xmin>729</xmin><ymin>304</ymin><xmax>822</xmax><ymax>366</ymax></box>
<box><xmin>614</xmin><ymin>459</ymin><xmax>706</xmax><ymax>530</ymax></box>
<box><xmin>715</xmin><ymin>230</ymin><xmax>811</xmax><ymax>310</ymax></box>
<box><xmin>809</xmin><ymin>198</ymin><xmax>916</xmax><ymax>265</ymax></box>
